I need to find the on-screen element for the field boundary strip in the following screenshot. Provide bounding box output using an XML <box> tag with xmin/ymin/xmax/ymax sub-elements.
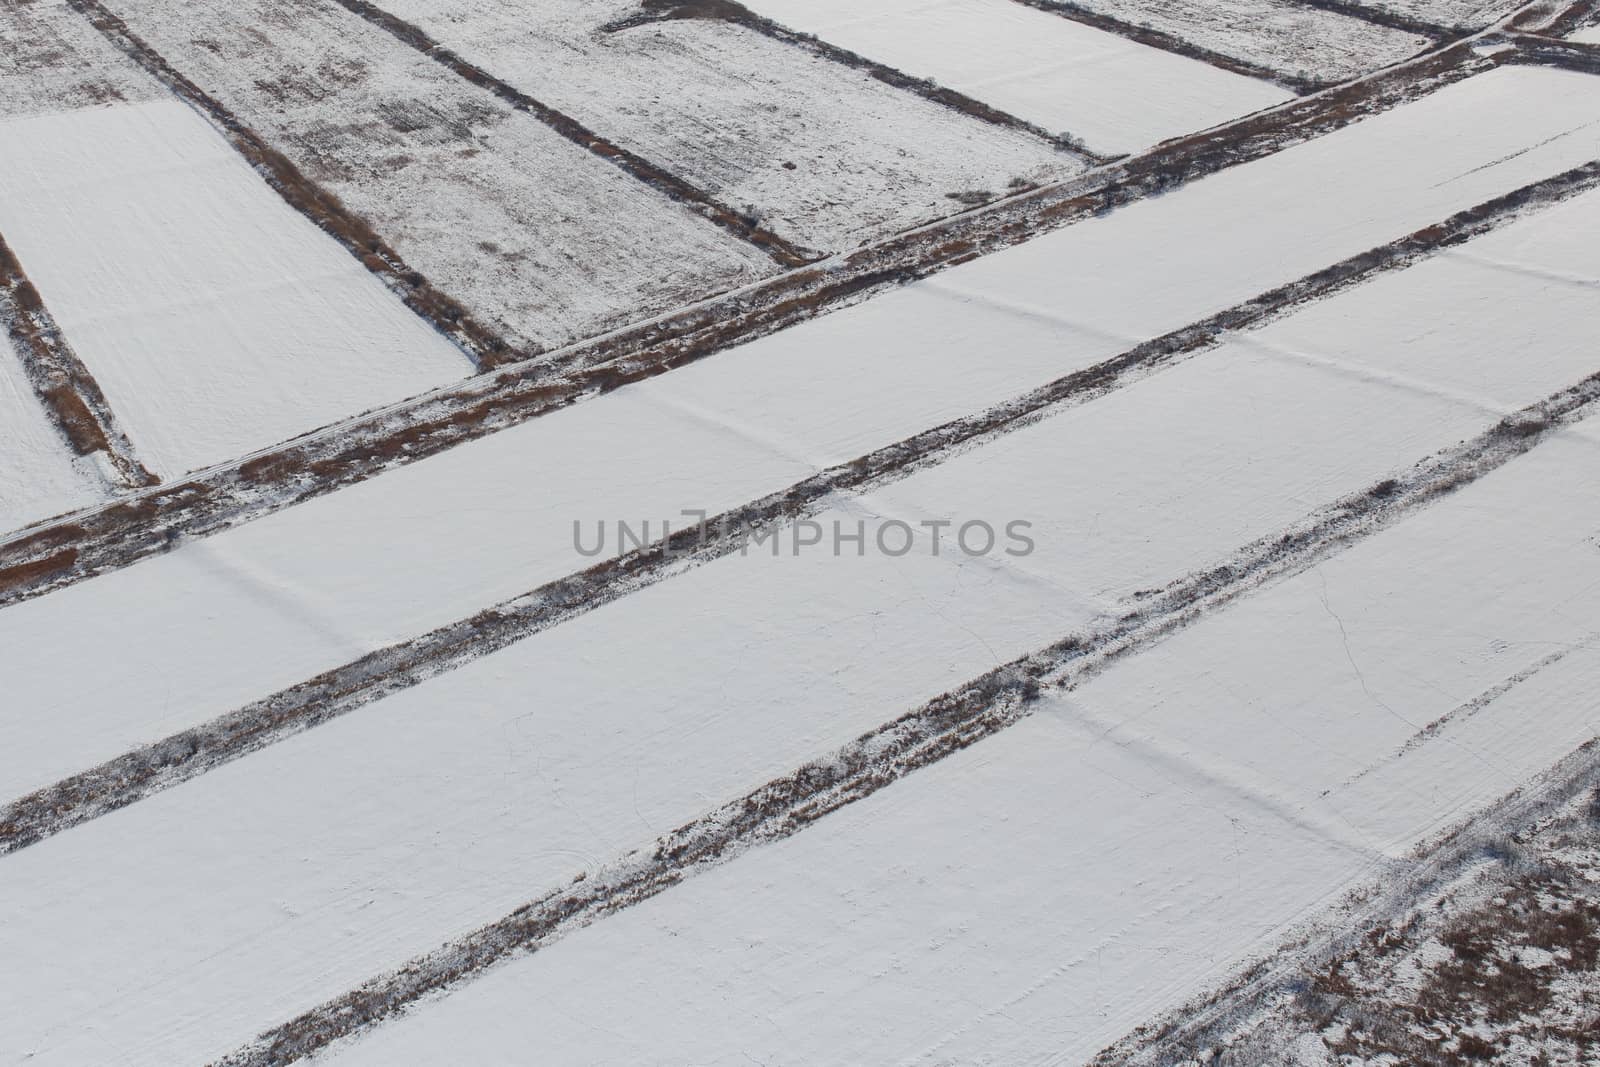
<box><xmin>3</xmin><ymin>158</ymin><xmax>1595</xmax><ymax>858</ymax></box>
<box><xmin>207</xmin><ymin>360</ymin><xmax>1600</xmax><ymax>1067</ymax></box>
<box><xmin>0</xmin><ymin>24</ymin><xmax>1529</xmax><ymax>610</ymax></box>
<box><xmin>1290</xmin><ymin>0</ymin><xmax>1460</xmax><ymax>38</ymax></box>
<box><xmin>0</xmin><ymin>230</ymin><xmax>156</xmax><ymax>490</ymax></box>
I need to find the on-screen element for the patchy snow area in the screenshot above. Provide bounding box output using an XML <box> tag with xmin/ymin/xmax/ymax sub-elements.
<box><xmin>0</xmin><ymin>100</ymin><xmax>471</xmax><ymax>479</ymax></box>
<box><xmin>681</xmin><ymin>0</ymin><xmax>1291</xmax><ymax>155</ymax></box>
<box><xmin>1350</xmin><ymin>0</ymin><xmax>1524</xmax><ymax>27</ymax></box>
<box><xmin>366</xmin><ymin>0</ymin><xmax>1084</xmax><ymax>247</ymax></box>
<box><xmin>86</xmin><ymin>0</ymin><xmax>780</xmax><ymax>353</ymax></box>
<box><xmin>0</xmin><ymin>0</ymin><xmax>163</xmax><ymax>119</ymax></box>
<box><xmin>1011</xmin><ymin>0</ymin><xmax>1430</xmax><ymax>84</ymax></box>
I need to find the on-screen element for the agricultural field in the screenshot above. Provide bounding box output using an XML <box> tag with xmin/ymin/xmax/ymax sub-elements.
<box><xmin>1</xmin><ymin>1</ymin><xmax>1599</xmax><ymax>1066</ymax></box>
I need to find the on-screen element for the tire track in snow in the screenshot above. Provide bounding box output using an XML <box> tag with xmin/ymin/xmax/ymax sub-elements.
<box><xmin>0</xmin><ymin>230</ymin><xmax>156</xmax><ymax>491</ymax></box>
<box><xmin>0</xmin><ymin>32</ymin><xmax>1513</xmax><ymax>610</ymax></box>
<box><xmin>4</xmin><ymin>160</ymin><xmax>1596</xmax><ymax>858</ymax></box>
<box><xmin>210</xmin><ymin>363</ymin><xmax>1600</xmax><ymax>1067</ymax></box>
<box><xmin>324</xmin><ymin>0</ymin><xmax>818</xmax><ymax>268</ymax></box>
<box><xmin>60</xmin><ymin>0</ymin><xmax>512</xmax><ymax>372</ymax></box>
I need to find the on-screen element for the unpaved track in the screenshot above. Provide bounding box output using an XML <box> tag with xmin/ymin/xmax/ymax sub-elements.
<box><xmin>601</xmin><ymin>0</ymin><xmax>1111</xmax><ymax>157</ymax></box>
<box><xmin>0</xmin><ymin>33</ymin><xmax>1515</xmax><ymax>610</ymax></box>
<box><xmin>1009</xmin><ymin>0</ymin><xmax>1325</xmax><ymax>90</ymax></box>
<box><xmin>0</xmin><ymin>231</ymin><xmax>155</xmax><ymax>491</ymax></box>
<box><xmin>208</xmin><ymin>366</ymin><xmax>1600</xmax><ymax>1067</ymax></box>
<box><xmin>325</xmin><ymin>0</ymin><xmax>816</xmax><ymax>267</ymax></box>
<box><xmin>60</xmin><ymin>0</ymin><xmax>510</xmax><ymax>371</ymax></box>
<box><xmin>3</xmin><ymin>160</ymin><xmax>1596</xmax><ymax>859</ymax></box>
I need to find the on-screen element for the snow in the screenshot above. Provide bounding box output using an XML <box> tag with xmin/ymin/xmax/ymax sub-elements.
<box><xmin>2</xmin><ymin>64</ymin><xmax>1598</xmax><ymax>802</ymax></box>
<box><xmin>0</xmin><ymin>334</ymin><xmax>104</xmax><ymax>535</ymax></box>
<box><xmin>0</xmin><ymin>0</ymin><xmax>163</xmax><ymax>120</ymax></box>
<box><xmin>736</xmin><ymin>0</ymin><xmax>1291</xmax><ymax>155</ymax></box>
<box><xmin>4</xmin><ymin>147</ymin><xmax>1600</xmax><ymax>1066</ymax></box>
<box><xmin>85</xmin><ymin>0</ymin><xmax>779</xmax><ymax>353</ymax></box>
<box><xmin>0</xmin><ymin>100</ymin><xmax>472</xmax><ymax>479</ymax></box>
<box><xmin>1347</xmin><ymin>0</ymin><xmax>1522</xmax><ymax>28</ymax></box>
<box><xmin>313</xmin><ymin>427</ymin><xmax>1600</xmax><ymax>1067</ymax></box>
<box><xmin>366</xmin><ymin>0</ymin><xmax>1083</xmax><ymax>249</ymax></box>
<box><xmin>1571</xmin><ymin>23</ymin><xmax>1600</xmax><ymax>43</ymax></box>
<box><xmin>988</xmin><ymin>0</ymin><xmax>1430</xmax><ymax>84</ymax></box>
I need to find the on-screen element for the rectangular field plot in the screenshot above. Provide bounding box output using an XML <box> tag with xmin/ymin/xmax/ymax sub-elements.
<box><xmin>0</xmin><ymin>100</ymin><xmax>472</xmax><ymax>479</ymax></box>
<box><xmin>0</xmin><ymin>335</ymin><xmax>103</xmax><ymax>534</ymax></box>
<box><xmin>730</xmin><ymin>0</ymin><xmax>1291</xmax><ymax>155</ymax></box>
<box><xmin>4</xmin><ymin>166</ymin><xmax>1600</xmax><ymax>1066</ymax></box>
<box><xmin>311</xmin><ymin>431</ymin><xmax>1600</xmax><ymax>1067</ymax></box>
<box><xmin>367</xmin><ymin>0</ymin><xmax>1084</xmax><ymax>249</ymax></box>
<box><xmin>0</xmin><ymin>0</ymin><xmax>163</xmax><ymax>120</ymax></box>
<box><xmin>2</xmin><ymin>65</ymin><xmax>1598</xmax><ymax>810</ymax></box>
<box><xmin>86</xmin><ymin>0</ymin><xmax>779</xmax><ymax>353</ymax></box>
<box><xmin>1011</xmin><ymin>0</ymin><xmax>1431</xmax><ymax>85</ymax></box>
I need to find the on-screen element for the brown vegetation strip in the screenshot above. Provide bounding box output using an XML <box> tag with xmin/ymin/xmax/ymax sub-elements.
<box><xmin>1506</xmin><ymin>33</ymin><xmax>1600</xmax><ymax>72</ymax></box>
<box><xmin>1007</xmin><ymin>0</ymin><xmax>1323</xmax><ymax>93</ymax></box>
<box><xmin>0</xmin><ymin>231</ymin><xmax>156</xmax><ymax>490</ymax></box>
<box><xmin>211</xmin><ymin>362</ymin><xmax>1600</xmax><ymax>1067</ymax></box>
<box><xmin>602</xmin><ymin>0</ymin><xmax>1116</xmax><ymax>158</ymax></box>
<box><xmin>326</xmin><ymin>0</ymin><xmax>816</xmax><ymax>267</ymax></box>
<box><xmin>4</xmin><ymin>159</ymin><xmax>1595</xmax><ymax>861</ymax></box>
<box><xmin>1507</xmin><ymin>0</ymin><xmax>1600</xmax><ymax>34</ymax></box>
<box><xmin>1292</xmin><ymin>0</ymin><xmax>1457</xmax><ymax>39</ymax></box>
<box><xmin>0</xmin><ymin>32</ymin><xmax>1510</xmax><ymax>610</ymax></box>
<box><xmin>61</xmin><ymin>0</ymin><xmax>513</xmax><ymax>370</ymax></box>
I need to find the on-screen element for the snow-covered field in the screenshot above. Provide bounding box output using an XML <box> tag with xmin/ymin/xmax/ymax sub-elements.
<box><xmin>655</xmin><ymin>0</ymin><xmax>1291</xmax><ymax>155</ymax></box>
<box><xmin>355</xmin><ymin>0</ymin><xmax>1087</xmax><ymax>246</ymax></box>
<box><xmin>0</xmin><ymin>100</ymin><xmax>470</xmax><ymax>478</ymax></box>
<box><xmin>3</xmin><ymin>3</ymin><xmax>1600</xmax><ymax>1066</ymax></box>
<box><xmin>1005</xmin><ymin>0</ymin><xmax>1431</xmax><ymax>84</ymax></box>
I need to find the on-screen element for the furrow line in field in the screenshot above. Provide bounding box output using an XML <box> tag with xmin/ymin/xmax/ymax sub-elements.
<box><xmin>0</xmin><ymin>230</ymin><xmax>156</xmax><ymax>491</ymax></box>
<box><xmin>1289</xmin><ymin>0</ymin><xmax>1457</xmax><ymax>39</ymax></box>
<box><xmin>1089</xmin><ymin>736</ymin><xmax>1600</xmax><ymax>1067</ymax></box>
<box><xmin>209</xmin><ymin>363</ymin><xmax>1600</xmax><ymax>1067</ymax></box>
<box><xmin>325</xmin><ymin>0</ymin><xmax>816</xmax><ymax>267</ymax></box>
<box><xmin>1005</xmin><ymin>0</ymin><xmax>1325</xmax><ymax>91</ymax></box>
<box><xmin>0</xmin><ymin>32</ymin><xmax>1510</xmax><ymax>610</ymax></box>
<box><xmin>60</xmin><ymin>0</ymin><xmax>512</xmax><ymax>371</ymax></box>
<box><xmin>4</xmin><ymin>158</ymin><xmax>1594</xmax><ymax>859</ymax></box>
<box><xmin>599</xmin><ymin>0</ymin><xmax>1118</xmax><ymax>159</ymax></box>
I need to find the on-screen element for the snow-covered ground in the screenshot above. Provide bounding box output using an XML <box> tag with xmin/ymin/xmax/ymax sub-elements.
<box><xmin>0</xmin><ymin>100</ymin><xmax>470</xmax><ymax>479</ymax></box>
<box><xmin>0</xmin><ymin>335</ymin><xmax>104</xmax><ymax>534</ymax></box>
<box><xmin>1572</xmin><ymin>21</ymin><xmax>1600</xmax><ymax>42</ymax></box>
<box><xmin>2</xmin><ymin>65</ymin><xmax>1594</xmax><ymax>803</ymax></box>
<box><xmin>611</xmin><ymin>0</ymin><xmax>1287</xmax><ymax>157</ymax></box>
<box><xmin>311</xmin><ymin>429</ymin><xmax>1600</xmax><ymax>1067</ymax></box>
<box><xmin>1348</xmin><ymin>0</ymin><xmax>1523</xmax><ymax>27</ymax></box>
<box><xmin>997</xmin><ymin>0</ymin><xmax>1430</xmax><ymax>84</ymax></box>
<box><xmin>3</xmin><ymin>67</ymin><xmax>1600</xmax><ymax>1065</ymax></box>
<box><xmin>0</xmin><ymin>0</ymin><xmax>164</xmax><ymax>119</ymax></box>
<box><xmin>362</xmin><ymin>0</ymin><xmax>1086</xmax><ymax>247</ymax></box>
